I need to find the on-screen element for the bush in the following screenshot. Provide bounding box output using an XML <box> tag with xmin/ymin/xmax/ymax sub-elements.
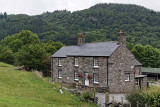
<box><xmin>126</xmin><ymin>91</ymin><xmax>144</xmax><ymax>107</ymax></box>
<box><xmin>81</xmin><ymin>90</ymin><xmax>94</xmax><ymax>102</ymax></box>
<box><xmin>126</xmin><ymin>86</ymin><xmax>160</xmax><ymax>106</ymax></box>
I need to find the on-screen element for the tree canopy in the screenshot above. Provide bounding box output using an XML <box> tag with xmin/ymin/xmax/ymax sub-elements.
<box><xmin>0</xmin><ymin>3</ymin><xmax>160</xmax><ymax>48</ymax></box>
<box><xmin>0</xmin><ymin>30</ymin><xmax>64</xmax><ymax>72</ymax></box>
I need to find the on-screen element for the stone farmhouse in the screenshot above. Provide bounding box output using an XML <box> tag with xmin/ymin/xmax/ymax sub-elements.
<box><xmin>51</xmin><ymin>30</ymin><xmax>147</xmax><ymax>93</ymax></box>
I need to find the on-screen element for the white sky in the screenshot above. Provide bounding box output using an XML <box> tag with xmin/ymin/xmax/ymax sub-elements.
<box><xmin>0</xmin><ymin>0</ymin><xmax>159</xmax><ymax>15</ymax></box>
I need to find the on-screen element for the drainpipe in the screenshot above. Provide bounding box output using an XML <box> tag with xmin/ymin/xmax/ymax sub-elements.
<box><xmin>107</xmin><ymin>57</ymin><xmax>109</xmax><ymax>86</ymax></box>
<box><xmin>134</xmin><ymin>66</ymin><xmax>136</xmax><ymax>91</ymax></box>
<box><xmin>51</xmin><ymin>57</ymin><xmax>53</xmax><ymax>81</ymax></box>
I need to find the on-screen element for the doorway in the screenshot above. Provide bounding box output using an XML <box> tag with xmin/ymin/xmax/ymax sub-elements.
<box><xmin>85</xmin><ymin>73</ymin><xmax>89</xmax><ymax>86</ymax></box>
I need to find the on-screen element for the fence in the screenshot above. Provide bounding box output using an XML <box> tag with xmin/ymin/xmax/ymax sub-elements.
<box><xmin>105</xmin><ymin>96</ymin><xmax>149</xmax><ymax>107</ymax></box>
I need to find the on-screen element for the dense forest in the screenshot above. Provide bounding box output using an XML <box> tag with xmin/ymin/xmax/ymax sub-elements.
<box><xmin>0</xmin><ymin>3</ymin><xmax>160</xmax><ymax>48</ymax></box>
<box><xmin>0</xmin><ymin>3</ymin><xmax>160</xmax><ymax>70</ymax></box>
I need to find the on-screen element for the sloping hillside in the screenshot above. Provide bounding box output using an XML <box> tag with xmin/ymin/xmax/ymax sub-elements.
<box><xmin>0</xmin><ymin>62</ymin><xmax>96</xmax><ymax>107</ymax></box>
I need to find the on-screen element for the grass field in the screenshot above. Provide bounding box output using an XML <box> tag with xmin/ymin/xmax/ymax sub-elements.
<box><xmin>0</xmin><ymin>62</ymin><xmax>97</xmax><ymax>107</ymax></box>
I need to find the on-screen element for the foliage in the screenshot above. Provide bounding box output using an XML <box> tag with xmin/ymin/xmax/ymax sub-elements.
<box><xmin>81</xmin><ymin>90</ymin><xmax>94</xmax><ymax>102</ymax></box>
<box><xmin>131</xmin><ymin>44</ymin><xmax>160</xmax><ymax>67</ymax></box>
<box><xmin>0</xmin><ymin>4</ymin><xmax>160</xmax><ymax>47</ymax></box>
<box><xmin>0</xmin><ymin>30</ymin><xmax>64</xmax><ymax>72</ymax></box>
<box><xmin>0</xmin><ymin>62</ymin><xmax>97</xmax><ymax>107</ymax></box>
<box><xmin>1</xmin><ymin>30</ymin><xmax>40</xmax><ymax>52</ymax></box>
<box><xmin>126</xmin><ymin>85</ymin><xmax>160</xmax><ymax>107</ymax></box>
<box><xmin>0</xmin><ymin>46</ymin><xmax>14</xmax><ymax>64</ymax></box>
<box><xmin>14</xmin><ymin>44</ymin><xmax>46</xmax><ymax>71</ymax></box>
<box><xmin>126</xmin><ymin>91</ymin><xmax>144</xmax><ymax>107</ymax></box>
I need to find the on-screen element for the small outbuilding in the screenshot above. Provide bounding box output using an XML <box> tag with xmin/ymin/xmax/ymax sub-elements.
<box><xmin>142</xmin><ymin>67</ymin><xmax>160</xmax><ymax>82</ymax></box>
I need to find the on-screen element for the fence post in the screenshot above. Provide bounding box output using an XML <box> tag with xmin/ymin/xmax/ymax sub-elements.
<box><xmin>105</xmin><ymin>92</ymin><xmax>109</xmax><ymax>103</ymax></box>
<box><xmin>145</xmin><ymin>103</ymin><xmax>147</xmax><ymax>107</ymax></box>
<box><xmin>121</xmin><ymin>97</ymin><xmax>123</xmax><ymax>107</ymax></box>
<box><xmin>129</xmin><ymin>102</ymin><xmax>131</xmax><ymax>107</ymax></box>
<box><xmin>61</xmin><ymin>82</ymin><xmax>62</xmax><ymax>89</ymax></box>
<box><xmin>112</xmin><ymin>96</ymin><xmax>115</xmax><ymax>107</ymax></box>
<box><xmin>94</xmin><ymin>86</ymin><xmax>96</xmax><ymax>103</ymax></box>
<box><xmin>137</xmin><ymin>101</ymin><xmax>139</xmax><ymax>107</ymax></box>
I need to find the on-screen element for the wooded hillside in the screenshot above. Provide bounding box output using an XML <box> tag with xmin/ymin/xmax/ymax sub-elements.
<box><xmin>0</xmin><ymin>3</ymin><xmax>160</xmax><ymax>47</ymax></box>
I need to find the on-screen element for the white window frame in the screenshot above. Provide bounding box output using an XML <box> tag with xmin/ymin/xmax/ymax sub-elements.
<box><xmin>58</xmin><ymin>58</ymin><xmax>62</xmax><ymax>66</ymax></box>
<box><xmin>74</xmin><ymin>71</ymin><xmax>79</xmax><ymax>80</ymax></box>
<box><xmin>93</xmin><ymin>73</ymin><xmax>99</xmax><ymax>83</ymax></box>
<box><xmin>125</xmin><ymin>73</ymin><xmax>130</xmax><ymax>81</ymax></box>
<box><xmin>94</xmin><ymin>57</ymin><xmax>99</xmax><ymax>68</ymax></box>
<box><xmin>74</xmin><ymin>57</ymin><xmax>79</xmax><ymax>66</ymax></box>
<box><xmin>135</xmin><ymin>79</ymin><xmax>139</xmax><ymax>86</ymax></box>
<box><xmin>58</xmin><ymin>70</ymin><xmax>62</xmax><ymax>78</ymax></box>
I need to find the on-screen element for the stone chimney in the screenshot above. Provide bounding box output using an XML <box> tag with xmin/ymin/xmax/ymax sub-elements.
<box><xmin>77</xmin><ymin>33</ymin><xmax>85</xmax><ymax>46</ymax></box>
<box><xmin>117</xmin><ymin>30</ymin><xmax>126</xmax><ymax>45</ymax></box>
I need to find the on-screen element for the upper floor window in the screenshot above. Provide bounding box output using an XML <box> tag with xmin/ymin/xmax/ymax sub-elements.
<box><xmin>125</xmin><ymin>73</ymin><xmax>130</xmax><ymax>81</ymax></box>
<box><xmin>93</xmin><ymin>73</ymin><xmax>99</xmax><ymax>83</ymax></box>
<box><xmin>94</xmin><ymin>57</ymin><xmax>99</xmax><ymax>67</ymax></box>
<box><xmin>58</xmin><ymin>58</ymin><xmax>62</xmax><ymax>66</ymax></box>
<box><xmin>74</xmin><ymin>57</ymin><xmax>79</xmax><ymax>66</ymax></box>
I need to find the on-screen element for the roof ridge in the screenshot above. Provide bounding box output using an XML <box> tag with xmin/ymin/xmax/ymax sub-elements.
<box><xmin>63</xmin><ymin>41</ymin><xmax>118</xmax><ymax>47</ymax></box>
<box><xmin>84</xmin><ymin>41</ymin><xmax>117</xmax><ymax>44</ymax></box>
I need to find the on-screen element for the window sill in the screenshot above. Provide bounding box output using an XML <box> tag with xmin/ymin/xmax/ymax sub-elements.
<box><xmin>93</xmin><ymin>66</ymin><xmax>99</xmax><ymax>68</ymax></box>
<box><xmin>74</xmin><ymin>65</ymin><xmax>79</xmax><ymax>67</ymax></box>
<box><xmin>93</xmin><ymin>82</ymin><xmax>99</xmax><ymax>84</ymax></box>
<box><xmin>58</xmin><ymin>65</ymin><xmax>62</xmax><ymax>67</ymax></box>
<box><xmin>58</xmin><ymin>77</ymin><xmax>62</xmax><ymax>79</ymax></box>
<box><xmin>74</xmin><ymin>79</ymin><xmax>79</xmax><ymax>81</ymax></box>
<box><xmin>125</xmin><ymin>80</ymin><xmax>130</xmax><ymax>82</ymax></box>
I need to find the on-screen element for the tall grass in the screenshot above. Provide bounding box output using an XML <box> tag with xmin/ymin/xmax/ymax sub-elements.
<box><xmin>0</xmin><ymin>62</ymin><xmax>98</xmax><ymax>107</ymax></box>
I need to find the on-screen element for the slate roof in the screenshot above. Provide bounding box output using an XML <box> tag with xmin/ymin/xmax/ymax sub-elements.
<box><xmin>135</xmin><ymin>59</ymin><xmax>142</xmax><ymax>66</ymax></box>
<box><xmin>142</xmin><ymin>67</ymin><xmax>160</xmax><ymax>74</ymax></box>
<box><xmin>52</xmin><ymin>42</ymin><xmax>120</xmax><ymax>57</ymax></box>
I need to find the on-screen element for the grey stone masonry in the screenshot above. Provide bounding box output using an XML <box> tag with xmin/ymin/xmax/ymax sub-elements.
<box><xmin>108</xmin><ymin>45</ymin><xmax>136</xmax><ymax>93</ymax></box>
<box><xmin>52</xmin><ymin>56</ymin><xmax>108</xmax><ymax>88</ymax></box>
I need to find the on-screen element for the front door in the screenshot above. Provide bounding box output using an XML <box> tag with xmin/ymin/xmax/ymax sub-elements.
<box><xmin>85</xmin><ymin>73</ymin><xmax>89</xmax><ymax>86</ymax></box>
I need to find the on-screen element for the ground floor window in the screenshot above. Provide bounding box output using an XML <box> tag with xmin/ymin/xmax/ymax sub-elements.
<box><xmin>135</xmin><ymin>79</ymin><xmax>139</xmax><ymax>86</ymax></box>
<box><xmin>125</xmin><ymin>73</ymin><xmax>130</xmax><ymax>81</ymax></box>
<box><xmin>58</xmin><ymin>70</ymin><xmax>62</xmax><ymax>78</ymax></box>
<box><xmin>74</xmin><ymin>71</ymin><xmax>79</xmax><ymax>80</ymax></box>
<box><xmin>93</xmin><ymin>73</ymin><xmax>99</xmax><ymax>83</ymax></box>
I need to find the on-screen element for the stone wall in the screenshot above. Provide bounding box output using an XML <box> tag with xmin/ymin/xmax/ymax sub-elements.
<box><xmin>52</xmin><ymin>56</ymin><xmax>108</xmax><ymax>88</ymax></box>
<box><xmin>142</xmin><ymin>76</ymin><xmax>148</xmax><ymax>89</ymax></box>
<box><xmin>135</xmin><ymin>66</ymin><xmax>141</xmax><ymax>76</ymax></box>
<box><xmin>108</xmin><ymin>45</ymin><xmax>136</xmax><ymax>93</ymax></box>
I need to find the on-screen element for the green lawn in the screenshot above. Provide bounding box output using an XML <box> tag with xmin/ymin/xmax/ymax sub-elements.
<box><xmin>0</xmin><ymin>62</ymin><xmax>97</xmax><ymax>107</ymax></box>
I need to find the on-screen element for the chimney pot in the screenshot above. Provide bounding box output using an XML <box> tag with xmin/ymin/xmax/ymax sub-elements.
<box><xmin>117</xmin><ymin>30</ymin><xmax>126</xmax><ymax>45</ymax></box>
<box><xmin>77</xmin><ymin>33</ymin><xmax>85</xmax><ymax>46</ymax></box>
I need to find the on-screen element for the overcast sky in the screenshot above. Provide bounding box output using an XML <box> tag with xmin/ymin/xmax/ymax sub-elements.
<box><xmin>0</xmin><ymin>0</ymin><xmax>159</xmax><ymax>15</ymax></box>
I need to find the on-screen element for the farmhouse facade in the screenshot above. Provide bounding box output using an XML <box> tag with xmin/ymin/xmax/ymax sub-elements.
<box><xmin>51</xmin><ymin>31</ymin><xmax>147</xmax><ymax>93</ymax></box>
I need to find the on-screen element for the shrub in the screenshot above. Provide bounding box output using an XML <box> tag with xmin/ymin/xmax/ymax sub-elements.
<box><xmin>126</xmin><ymin>91</ymin><xmax>144</xmax><ymax>107</ymax></box>
<box><xmin>126</xmin><ymin>86</ymin><xmax>160</xmax><ymax>106</ymax></box>
<box><xmin>81</xmin><ymin>90</ymin><xmax>94</xmax><ymax>102</ymax></box>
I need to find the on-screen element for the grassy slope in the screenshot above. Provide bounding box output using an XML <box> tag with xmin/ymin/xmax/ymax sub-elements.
<box><xmin>0</xmin><ymin>62</ymin><xmax>97</xmax><ymax>107</ymax></box>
